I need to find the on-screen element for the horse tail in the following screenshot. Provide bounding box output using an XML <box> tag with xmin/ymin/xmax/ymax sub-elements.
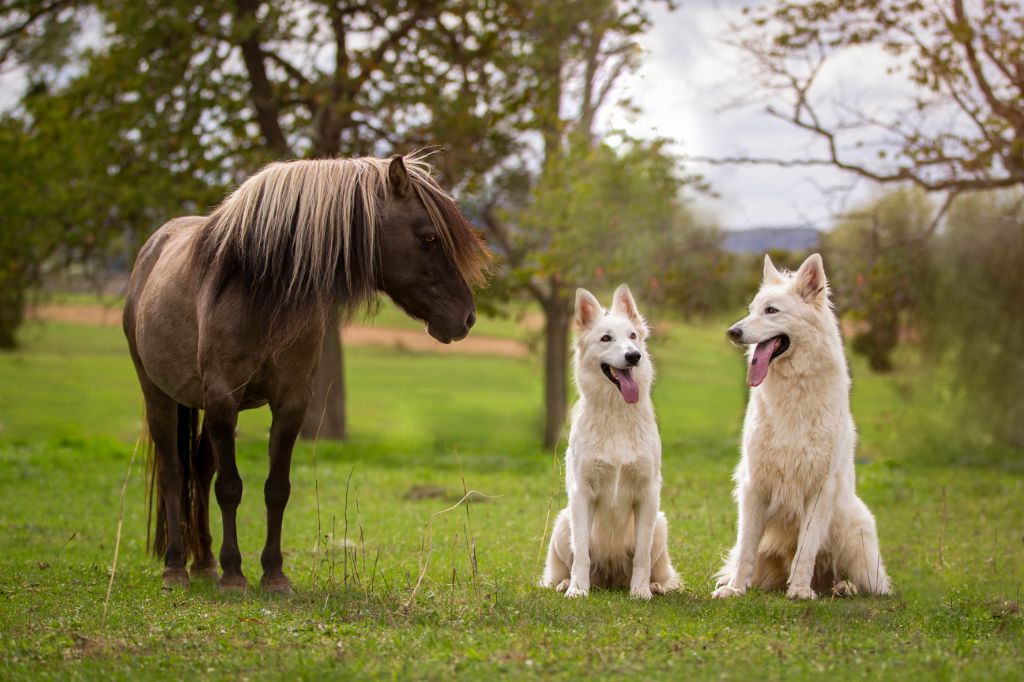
<box><xmin>146</xmin><ymin>405</ymin><xmax>204</xmax><ymax>560</ymax></box>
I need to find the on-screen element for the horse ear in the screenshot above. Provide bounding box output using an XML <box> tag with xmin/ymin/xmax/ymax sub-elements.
<box><xmin>610</xmin><ymin>283</ymin><xmax>644</xmax><ymax>328</ymax></box>
<box><xmin>575</xmin><ymin>288</ymin><xmax>603</xmax><ymax>330</ymax></box>
<box><xmin>388</xmin><ymin>155</ymin><xmax>411</xmax><ymax>197</ymax></box>
<box><xmin>795</xmin><ymin>253</ymin><xmax>828</xmax><ymax>302</ymax></box>
<box><xmin>763</xmin><ymin>254</ymin><xmax>784</xmax><ymax>285</ymax></box>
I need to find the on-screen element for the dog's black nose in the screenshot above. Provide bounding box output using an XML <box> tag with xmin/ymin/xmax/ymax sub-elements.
<box><xmin>727</xmin><ymin>326</ymin><xmax>743</xmax><ymax>342</ymax></box>
<box><xmin>625</xmin><ymin>351</ymin><xmax>641</xmax><ymax>366</ymax></box>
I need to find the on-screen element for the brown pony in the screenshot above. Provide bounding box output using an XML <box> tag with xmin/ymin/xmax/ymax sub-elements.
<box><xmin>123</xmin><ymin>154</ymin><xmax>490</xmax><ymax>592</ymax></box>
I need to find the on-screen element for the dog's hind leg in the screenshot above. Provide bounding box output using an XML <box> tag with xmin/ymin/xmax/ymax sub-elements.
<box><xmin>835</xmin><ymin>496</ymin><xmax>891</xmax><ymax>596</ymax></box>
<box><xmin>649</xmin><ymin>512</ymin><xmax>681</xmax><ymax>594</ymax></box>
<box><xmin>541</xmin><ymin>510</ymin><xmax>572</xmax><ymax>591</ymax></box>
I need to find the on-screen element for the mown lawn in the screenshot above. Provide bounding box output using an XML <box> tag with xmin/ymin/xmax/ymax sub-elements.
<box><xmin>0</xmin><ymin>316</ymin><xmax>1021</xmax><ymax>679</ymax></box>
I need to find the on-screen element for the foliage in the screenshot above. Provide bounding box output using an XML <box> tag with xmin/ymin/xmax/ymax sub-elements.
<box><xmin>643</xmin><ymin>209</ymin><xmax>740</xmax><ymax>318</ymax></box>
<box><xmin>0</xmin><ymin>76</ymin><xmax>220</xmax><ymax>346</ymax></box>
<box><xmin>505</xmin><ymin>137</ymin><xmax>681</xmax><ymax>294</ymax></box>
<box><xmin>922</xmin><ymin>190</ymin><xmax>1024</xmax><ymax>445</ymax></box>
<box><xmin>824</xmin><ymin>188</ymin><xmax>934</xmax><ymax>371</ymax></box>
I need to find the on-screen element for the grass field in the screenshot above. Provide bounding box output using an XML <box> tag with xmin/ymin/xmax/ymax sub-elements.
<box><xmin>0</xmin><ymin>314</ymin><xmax>1021</xmax><ymax>679</ymax></box>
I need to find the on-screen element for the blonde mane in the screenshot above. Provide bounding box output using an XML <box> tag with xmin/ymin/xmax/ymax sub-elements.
<box><xmin>191</xmin><ymin>152</ymin><xmax>490</xmax><ymax>351</ymax></box>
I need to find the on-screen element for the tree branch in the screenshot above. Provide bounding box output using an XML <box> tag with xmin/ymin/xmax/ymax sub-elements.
<box><xmin>233</xmin><ymin>0</ymin><xmax>294</xmax><ymax>156</ymax></box>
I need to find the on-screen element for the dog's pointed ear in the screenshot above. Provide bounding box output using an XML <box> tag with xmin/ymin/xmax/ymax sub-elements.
<box><xmin>388</xmin><ymin>155</ymin><xmax>411</xmax><ymax>198</ymax></box>
<box><xmin>575</xmin><ymin>288</ymin><xmax>603</xmax><ymax>330</ymax></box>
<box><xmin>763</xmin><ymin>254</ymin><xmax>784</xmax><ymax>285</ymax></box>
<box><xmin>795</xmin><ymin>253</ymin><xmax>828</xmax><ymax>302</ymax></box>
<box><xmin>611</xmin><ymin>283</ymin><xmax>645</xmax><ymax>328</ymax></box>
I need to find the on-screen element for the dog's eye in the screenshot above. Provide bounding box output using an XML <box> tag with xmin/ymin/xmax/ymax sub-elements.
<box><xmin>630</xmin><ymin>332</ymin><xmax>637</xmax><ymax>340</ymax></box>
<box><xmin>765</xmin><ymin>306</ymin><xmax>779</xmax><ymax>314</ymax></box>
<box><xmin>601</xmin><ymin>334</ymin><xmax>612</xmax><ymax>342</ymax></box>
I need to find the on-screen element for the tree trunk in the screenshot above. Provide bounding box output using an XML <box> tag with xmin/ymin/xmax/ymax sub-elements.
<box><xmin>301</xmin><ymin>319</ymin><xmax>346</xmax><ymax>440</ymax></box>
<box><xmin>542</xmin><ymin>293</ymin><xmax>571</xmax><ymax>450</ymax></box>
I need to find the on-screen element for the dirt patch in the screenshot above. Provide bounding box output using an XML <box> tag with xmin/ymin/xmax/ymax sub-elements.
<box><xmin>31</xmin><ymin>304</ymin><xmax>529</xmax><ymax>359</ymax></box>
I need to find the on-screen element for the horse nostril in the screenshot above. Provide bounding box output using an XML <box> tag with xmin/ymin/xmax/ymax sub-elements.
<box><xmin>727</xmin><ymin>326</ymin><xmax>743</xmax><ymax>342</ymax></box>
<box><xmin>625</xmin><ymin>351</ymin><xmax>641</xmax><ymax>366</ymax></box>
<box><xmin>466</xmin><ymin>310</ymin><xmax>476</xmax><ymax>329</ymax></box>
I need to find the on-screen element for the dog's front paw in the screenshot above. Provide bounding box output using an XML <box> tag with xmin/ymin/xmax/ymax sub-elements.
<box><xmin>564</xmin><ymin>582</ymin><xmax>589</xmax><ymax>598</ymax></box>
<box><xmin>555</xmin><ymin>578</ymin><xmax>570</xmax><ymax>593</ymax></box>
<box><xmin>630</xmin><ymin>584</ymin><xmax>653</xmax><ymax>601</ymax></box>
<box><xmin>787</xmin><ymin>584</ymin><xmax>816</xmax><ymax>600</ymax></box>
<box><xmin>832</xmin><ymin>580</ymin><xmax>858</xmax><ymax>597</ymax></box>
<box><xmin>712</xmin><ymin>584</ymin><xmax>746</xmax><ymax>599</ymax></box>
<box><xmin>714</xmin><ymin>574</ymin><xmax>732</xmax><ymax>589</ymax></box>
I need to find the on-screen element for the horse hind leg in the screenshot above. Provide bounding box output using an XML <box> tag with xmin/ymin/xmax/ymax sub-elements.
<box><xmin>189</xmin><ymin>423</ymin><xmax>218</xmax><ymax>581</ymax></box>
<box><xmin>145</xmin><ymin>393</ymin><xmax>190</xmax><ymax>589</ymax></box>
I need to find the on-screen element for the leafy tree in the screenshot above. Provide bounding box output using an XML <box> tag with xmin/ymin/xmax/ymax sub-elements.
<box><xmin>644</xmin><ymin>209</ymin><xmax>737</xmax><ymax>318</ymax></box>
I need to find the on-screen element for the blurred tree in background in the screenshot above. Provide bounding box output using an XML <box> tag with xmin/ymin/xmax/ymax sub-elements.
<box><xmin>922</xmin><ymin>191</ymin><xmax>1024</xmax><ymax>446</ymax></box>
<box><xmin>825</xmin><ymin>189</ymin><xmax>933</xmax><ymax>372</ymax></box>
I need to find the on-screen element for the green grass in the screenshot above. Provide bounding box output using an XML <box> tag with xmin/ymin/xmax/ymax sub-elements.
<box><xmin>0</xmin><ymin>317</ymin><xmax>1021</xmax><ymax>679</ymax></box>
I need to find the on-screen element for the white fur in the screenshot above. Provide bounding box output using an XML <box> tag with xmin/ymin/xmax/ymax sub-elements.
<box><xmin>713</xmin><ymin>254</ymin><xmax>891</xmax><ymax>600</ymax></box>
<box><xmin>541</xmin><ymin>285</ymin><xmax>680</xmax><ymax>600</ymax></box>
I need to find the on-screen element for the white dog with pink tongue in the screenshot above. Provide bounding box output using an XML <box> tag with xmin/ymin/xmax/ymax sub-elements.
<box><xmin>714</xmin><ymin>254</ymin><xmax>891</xmax><ymax>600</ymax></box>
<box><xmin>541</xmin><ymin>284</ymin><xmax>680</xmax><ymax>600</ymax></box>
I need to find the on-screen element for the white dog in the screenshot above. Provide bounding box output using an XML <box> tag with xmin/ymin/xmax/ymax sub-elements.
<box><xmin>713</xmin><ymin>254</ymin><xmax>891</xmax><ymax>600</ymax></box>
<box><xmin>541</xmin><ymin>284</ymin><xmax>680</xmax><ymax>600</ymax></box>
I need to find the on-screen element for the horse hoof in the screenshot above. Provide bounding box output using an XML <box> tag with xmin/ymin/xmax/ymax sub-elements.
<box><xmin>162</xmin><ymin>568</ymin><xmax>189</xmax><ymax>590</ymax></box>
<box><xmin>261</xmin><ymin>574</ymin><xmax>294</xmax><ymax>595</ymax></box>
<box><xmin>219</xmin><ymin>573</ymin><xmax>249</xmax><ymax>593</ymax></box>
<box><xmin>190</xmin><ymin>564</ymin><xmax>220</xmax><ymax>582</ymax></box>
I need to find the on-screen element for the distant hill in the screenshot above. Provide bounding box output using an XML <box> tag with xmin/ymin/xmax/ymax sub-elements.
<box><xmin>722</xmin><ymin>226</ymin><xmax>822</xmax><ymax>254</ymax></box>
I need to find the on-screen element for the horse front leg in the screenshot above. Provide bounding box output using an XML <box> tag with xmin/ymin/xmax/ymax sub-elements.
<box><xmin>259</xmin><ymin>399</ymin><xmax>306</xmax><ymax>595</ymax></box>
<box><xmin>206</xmin><ymin>395</ymin><xmax>246</xmax><ymax>591</ymax></box>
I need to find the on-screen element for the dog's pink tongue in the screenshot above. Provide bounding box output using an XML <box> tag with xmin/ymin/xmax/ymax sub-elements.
<box><xmin>747</xmin><ymin>338</ymin><xmax>780</xmax><ymax>388</ymax></box>
<box><xmin>618</xmin><ymin>369</ymin><xmax>640</xmax><ymax>404</ymax></box>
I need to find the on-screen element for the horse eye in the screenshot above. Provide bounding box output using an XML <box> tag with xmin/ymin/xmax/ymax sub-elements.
<box><xmin>421</xmin><ymin>233</ymin><xmax>437</xmax><ymax>244</ymax></box>
<box><xmin>630</xmin><ymin>332</ymin><xmax>637</xmax><ymax>340</ymax></box>
<box><xmin>765</xmin><ymin>306</ymin><xmax>779</xmax><ymax>314</ymax></box>
<box><xmin>600</xmin><ymin>334</ymin><xmax>612</xmax><ymax>342</ymax></box>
